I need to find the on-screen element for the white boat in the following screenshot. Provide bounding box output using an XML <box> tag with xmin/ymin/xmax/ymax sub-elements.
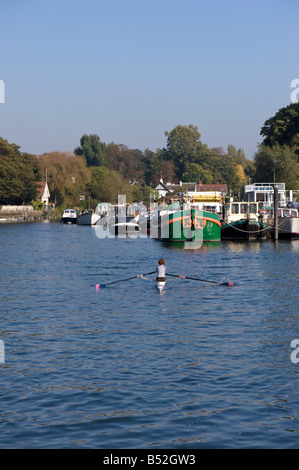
<box><xmin>277</xmin><ymin>208</ymin><xmax>299</xmax><ymax>239</ymax></box>
<box><xmin>108</xmin><ymin>205</ymin><xmax>140</xmax><ymax>236</ymax></box>
<box><xmin>60</xmin><ymin>209</ymin><xmax>77</xmax><ymax>224</ymax></box>
<box><xmin>77</xmin><ymin>210</ymin><xmax>103</xmax><ymax>225</ymax></box>
<box><xmin>110</xmin><ymin>219</ymin><xmax>140</xmax><ymax>236</ymax></box>
<box><xmin>156</xmin><ymin>280</ymin><xmax>166</xmax><ymax>292</ymax></box>
<box><xmin>77</xmin><ymin>203</ymin><xmax>112</xmax><ymax>225</ymax></box>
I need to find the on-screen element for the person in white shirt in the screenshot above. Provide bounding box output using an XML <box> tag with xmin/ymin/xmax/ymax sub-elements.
<box><xmin>156</xmin><ymin>258</ymin><xmax>166</xmax><ymax>281</ymax></box>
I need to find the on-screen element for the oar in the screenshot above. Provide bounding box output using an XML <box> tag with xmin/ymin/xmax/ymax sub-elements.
<box><xmin>94</xmin><ymin>271</ymin><xmax>156</xmax><ymax>289</ymax></box>
<box><xmin>167</xmin><ymin>273</ymin><xmax>233</xmax><ymax>286</ymax></box>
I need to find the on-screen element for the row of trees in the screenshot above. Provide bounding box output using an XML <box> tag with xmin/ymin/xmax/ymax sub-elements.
<box><xmin>0</xmin><ymin>102</ymin><xmax>298</xmax><ymax>209</ymax></box>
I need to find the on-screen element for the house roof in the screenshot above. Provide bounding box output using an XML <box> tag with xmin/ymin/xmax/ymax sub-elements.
<box><xmin>36</xmin><ymin>182</ymin><xmax>47</xmax><ymax>197</ymax></box>
<box><xmin>166</xmin><ymin>182</ymin><xmax>197</xmax><ymax>191</ymax></box>
<box><xmin>155</xmin><ymin>182</ymin><xmax>169</xmax><ymax>191</ymax></box>
<box><xmin>195</xmin><ymin>183</ymin><xmax>227</xmax><ymax>193</ymax></box>
<box><xmin>155</xmin><ymin>181</ymin><xmax>228</xmax><ymax>194</ymax></box>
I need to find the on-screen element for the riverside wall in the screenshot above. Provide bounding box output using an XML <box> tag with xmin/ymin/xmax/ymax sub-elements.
<box><xmin>0</xmin><ymin>205</ymin><xmax>44</xmax><ymax>222</ymax></box>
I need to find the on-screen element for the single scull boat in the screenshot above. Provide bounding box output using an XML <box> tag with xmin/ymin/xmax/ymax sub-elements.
<box><xmin>156</xmin><ymin>280</ymin><xmax>166</xmax><ymax>292</ymax></box>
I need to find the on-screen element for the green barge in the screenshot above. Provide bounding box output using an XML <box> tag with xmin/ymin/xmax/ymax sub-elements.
<box><xmin>157</xmin><ymin>208</ymin><xmax>221</xmax><ymax>242</ymax></box>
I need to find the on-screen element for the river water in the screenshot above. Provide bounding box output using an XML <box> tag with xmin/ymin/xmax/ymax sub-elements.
<box><xmin>0</xmin><ymin>221</ymin><xmax>299</xmax><ymax>449</ymax></box>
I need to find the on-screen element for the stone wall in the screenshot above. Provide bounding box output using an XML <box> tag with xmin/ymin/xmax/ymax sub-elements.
<box><xmin>0</xmin><ymin>205</ymin><xmax>35</xmax><ymax>212</ymax></box>
<box><xmin>0</xmin><ymin>206</ymin><xmax>44</xmax><ymax>220</ymax></box>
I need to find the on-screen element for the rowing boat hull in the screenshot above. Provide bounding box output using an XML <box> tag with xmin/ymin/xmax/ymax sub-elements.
<box><xmin>156</xmin><ymin>281</ymin><xmax>166</xmax><ymax>292</ymax></box>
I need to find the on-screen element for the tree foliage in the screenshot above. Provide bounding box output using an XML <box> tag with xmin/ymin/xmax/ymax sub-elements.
<box><xmin>37</xmin><ymin>151</ymin><xmax>91</xmax><ymax>207</ymax></box>
<box><xmin>89</xmin><ymin>166</ymin><xmax>133</xmax><ymax>204</ymax></box>
<box><xmin>254</xmin><ymin>144</ymin><xmax>299</xmax><ymax>189</ymax></box>
<box><xmin>182</xmin><ymin>163</ymin><xmax>213</xmax><ymax>184</ymax></box>
<box><xmin>0</xmin><ymin>138</ymin><xmax>38</xmax><ymax>204</ymax></box>
<box><xmin>260</xmin><ymin>102</ymin><xmax>299</xmax><ymax>154</ymax></box>
<box><xmin>74</xmin><ymin>134</ymin><xmax>106</xmax><ymax>166</ymax></box>
<box><xmin>105</xmin><ymin>143</ymin><xmax>144</xmax><ymax>181</ymax></box>
<box><xmin>163</xmin><ymin>124</ymin><xmax>210</xmax><ymax>176</ymax></box>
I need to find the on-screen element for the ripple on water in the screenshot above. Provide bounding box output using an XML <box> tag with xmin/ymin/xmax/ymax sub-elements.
<box><xmin>0</xmin><ymin>224</ymin><xmax>299</xmax><ymax>447</ymax></box>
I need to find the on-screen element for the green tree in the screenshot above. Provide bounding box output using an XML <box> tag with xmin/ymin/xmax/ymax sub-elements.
<box><xmin>0</xmin><ymin>138</ymin><xmax>38</xmax><ymax>204</ymax></box>
<box><xmin>143</xmin><ymin>149</ymin><xmax>162</xmax><ymax>186</ymax></box>
<box><xmin>227</xmin><ymin>144</ymin><xmax>255</xmax><ymax>180</ymax></box>
<box><xmin>163</xmin><ymin>124</ymin><xmax>210</xmax><ymax>177</ymax></box>
<box><xmin>74</xmin><ymin>134</ymin><xmax>106</xmax><ymax>166</ymax></box>
<box><xmin>260</xmin><ymin>102</ymin><xmax>299</xmax><ymax>154</ymax></box>
<box><xmin>89</xmin><ymin>166</ymin><xmax>133</xmax><ymax>204</ymax></box>
<box><xmin>182</xmin><ymin>163</ymin><xmax>213</xmax><ymax>184</ymax></box>
<box><xmin>254</xmin><ymin>144</ymin><xmax>299</xmax><ymax>189</ymax></box>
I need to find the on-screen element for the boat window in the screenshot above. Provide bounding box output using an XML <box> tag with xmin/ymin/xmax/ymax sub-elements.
<box><xmin>240</xmin><ymin>204</ymin><xmax>247</xmax><ymax>214</ymax></box>
<box><xmin>256</xmin><ymin>193</ymin><xmax>266</xmax><ymax>202</ymax></box>
<box><xmin>283</xmin><ymin>210</ymin><xmax>290</xmax><ymax>217</ymax></box>
<box><xmin>249</xmin><ymin>204</ymin><xmax>257</xmax><ymax>213</ymax></box>
<box><xmin>231</xmin><ymin>204</ymin><xmax>239</xmax><ymax>214</ymax></box>
<box><xmin>291</xmin><ymin>210</ymin><xmax>297</xmax><ymax>217</ymax></box>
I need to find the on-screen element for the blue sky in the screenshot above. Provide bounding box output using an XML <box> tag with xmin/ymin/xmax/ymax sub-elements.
<box><xmin>0</xmin><ymin>0</ymin><xmax>298</xmax><ymax>159</ymax></box>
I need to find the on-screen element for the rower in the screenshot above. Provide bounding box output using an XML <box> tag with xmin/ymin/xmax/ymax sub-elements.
<box><xmin>156</xmin><ymin>258</ymin><xmax>166</xmax><ymax>282</ymax></box>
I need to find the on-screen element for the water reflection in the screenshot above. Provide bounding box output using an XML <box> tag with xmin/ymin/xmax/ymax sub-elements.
<box><xmin>160</xmin><ymin>241</ymin><xmax>221</xmax><ymax>251</ymax></box>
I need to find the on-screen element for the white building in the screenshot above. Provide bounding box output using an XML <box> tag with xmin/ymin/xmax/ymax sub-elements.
<box><xmin>36</xmin><ymin>181</ymin><xmax>50</xmax><ymax>206</ymax></box>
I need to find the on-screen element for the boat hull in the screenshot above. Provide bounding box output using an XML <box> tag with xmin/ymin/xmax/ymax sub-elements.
<box><xmin>156</xmin><ymin>280</ymin><xmax>166</xmax><ymax>292</ymax></box>
<box><xmin>221</xmin><ymin>219</ymin><xmax>268</xmax><ymax>240</ymax></box>
<box><xmin>77</xmin><ymin>212</ymin><xmax>103</xmax><ymax>225</ymax></box>
<box><xmin>158</xmin><ymin>209</ymin><xmax>221</xmax><ymax>242</ymax></box>
<box><xmin>277</xmin><ymin>217</ymin><xmax>299</xmax><ymax>239</ymax></box>
<box><xmin>60</xmin><ymin>217</ymin><xmax>77</xmax><ymax>224</ymax></box>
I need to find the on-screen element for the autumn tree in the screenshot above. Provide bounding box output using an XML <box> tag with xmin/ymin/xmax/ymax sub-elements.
<box><xmin>105</xmin><ymin>143</ymin><xmax>145</xmax><ymax>181</ymax></box>
<box><xmin>37</xmin><ymin>151</ymin><xmax>91</xmax><ymax>207</ymax></box>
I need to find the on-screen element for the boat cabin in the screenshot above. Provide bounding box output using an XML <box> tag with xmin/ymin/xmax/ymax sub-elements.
<box><xmin>224</xmin><ymin>202</ymin><xmax>259</xmax><ymax>223</ymax></box>
<box><xmin>243</xmin><ymin>183</ymin><xmax>286</xmax><ymax>209</ymax></box>
<box><xmin>61</xmin><ymin>209</ymin><xmax>77</xmax><ymax>224</ymax></box>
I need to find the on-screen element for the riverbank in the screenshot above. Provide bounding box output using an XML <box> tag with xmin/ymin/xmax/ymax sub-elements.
<box><xmin>0</xmin><ymin>205</ymin><xmax>54</xmax><ymax>223</ymax></box>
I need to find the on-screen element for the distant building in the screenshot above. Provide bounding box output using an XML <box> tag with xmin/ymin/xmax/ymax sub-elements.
<box><xmin>36</xmin><ymin>181</ymin><xmax>50</xmax><ymax>206</ymax></box>
<box><xmin>154</xmin><ymin>179</ymin><xmax>170</xmax><ymax>198</ymax></box>
<box><xmin>154</xmin><ymin>180</ymin><xmax>228</xmax><ymax>199</ymax></box>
